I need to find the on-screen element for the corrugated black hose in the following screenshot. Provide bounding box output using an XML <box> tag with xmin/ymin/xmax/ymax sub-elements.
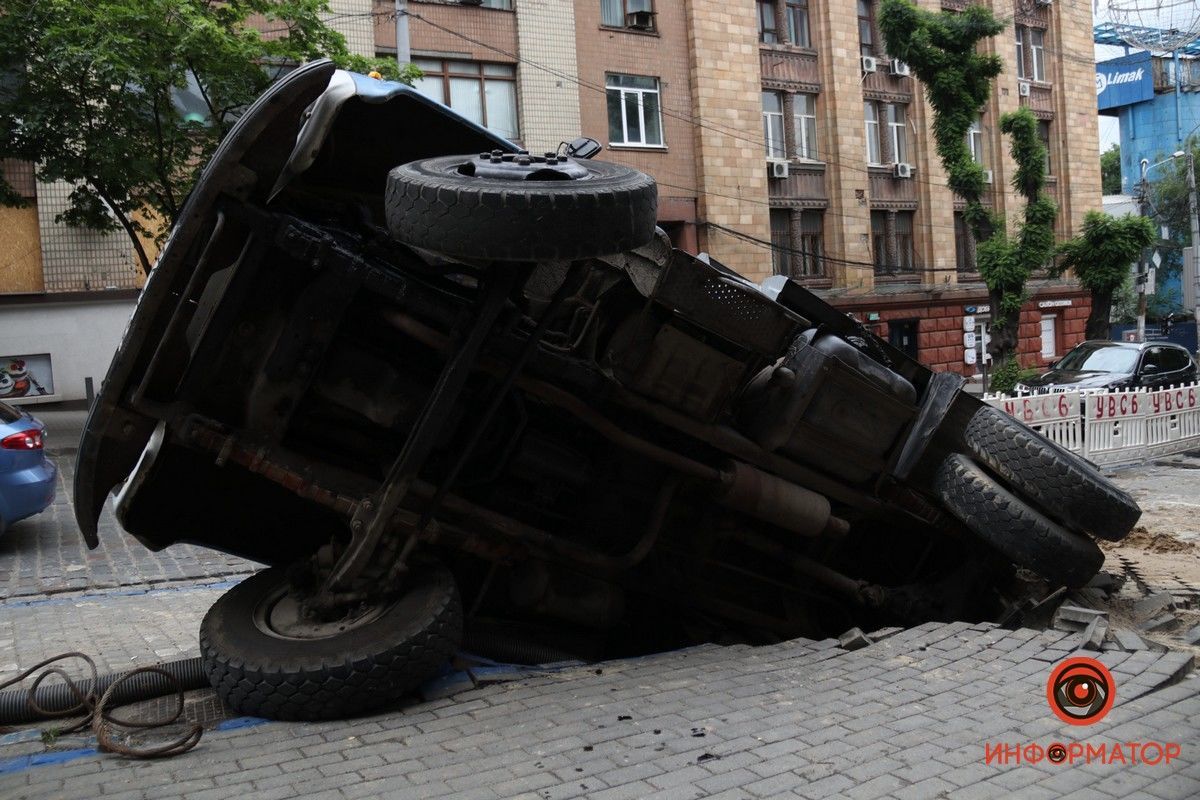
<box><xmin>0</xmin><ymin>652</ymin><xmax>206</xmax><ymax>758</ymax></box>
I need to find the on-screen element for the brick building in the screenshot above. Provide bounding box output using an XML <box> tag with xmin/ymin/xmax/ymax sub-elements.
<box><xmin>387</xmin><ymin>0</ymin><xmax>1102</xmax><ymax>376</ymax></box>
<box><xmin>0</xmin><ymin>0</ymin><xmax>1102</xmax><ymax>401</ymax></box>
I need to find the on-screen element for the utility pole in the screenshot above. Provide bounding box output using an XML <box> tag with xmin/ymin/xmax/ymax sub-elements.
<box><xmin>1138</xmin><ymin>159</ymin><xmax>1150</xmax><ymax>343</ymax></box>
<box><xmin>395</xmin><ymin>0</ymin><xmax>410</xmax><ymax>67</ymax></box>
<box><xmin>1190</xmin><ymin>149</ymin><xmax>1200</xmax><ymax>359</ymax></box>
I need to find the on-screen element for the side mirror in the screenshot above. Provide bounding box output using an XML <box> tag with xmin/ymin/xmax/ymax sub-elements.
<box><xmin>1140</xmin><ymin>363</ymin><xmax>1160</xmax><ymax>375</ymax></box>
<box><xmin>564</xmin><ymin>137</ymin><xmax>602</xmax><ymax>160</ymax></box>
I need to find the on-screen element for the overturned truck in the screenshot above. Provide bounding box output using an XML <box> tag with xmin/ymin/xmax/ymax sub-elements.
<box><xmin>75</xmin><ymin>62</ymin><xmax>1139</xmax><ymax>721</ymax></box>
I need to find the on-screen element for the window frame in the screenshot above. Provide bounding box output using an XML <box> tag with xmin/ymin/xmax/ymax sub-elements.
<box><xmin>602</xmin><ymin>0</ymin><xmax>656</xmax><ymax>31</ymax></box>
<box><xmin>763</xmin><ymin>91</ymin><xmax>786</xmax><ymax>159</ymax></box>
<box><xmin>787</xmin><ymin>0</ymin><xmax>811</xmax><ymax>48</ymax></box>
<box><xmin>1015</xmin><ymin>26</ymin><xmax>1026</xmax><ymax>80</ymax></box>
<box><xmin>1030</xmin><ymin>28</ymin><xmax>1046</xmax><ymax>81</ymax></box>
<box><xmin>1038</xmin><ymin>120</ymin><xmax>1052</xmax><ymax>175</ymax></box>
<box><xmin>793</xmin><ymin>93</ymin><xmax>818</xmax><ymax>160</ymax></box>
<box><xmin>413</xmin><ymin>58</ymin><xmax>519</xmax><ymax>140</ymax></box>
<box><xmin>967</xmin><ymin>115</ymin><xmax>985</xmax><ymax>166</ymax></box>
<box><xmin>858</xmin><ymin>0</ymin><xmax>875</xmax><ymax>57</ymax></box>
<box><xmin>606</xmin><ymin>73</ymin><xmax>665</xmax><ymax>148</ymax></box>
<box><xmin>864</xmin><ymin>101</ymin><xmax>882</xmax><ymax>165</ymax></box>
<box><xmin>887</xmin><ymin>103</ymin><xmax>907</xmax><ymax>164</ymax></box>
<box><xmin>758</xmin><ymin>1</ymin><xmax>779</xmax><ymax>44</ymax></box>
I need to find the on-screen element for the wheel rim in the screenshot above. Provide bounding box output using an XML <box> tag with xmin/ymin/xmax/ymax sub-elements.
<box><xmin>252</xmin><ymin>585</ymin><xmax>392</xmax><ymax>641</ymax></box>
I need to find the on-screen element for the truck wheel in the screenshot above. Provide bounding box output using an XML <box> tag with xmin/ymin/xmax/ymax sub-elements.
<box><xmin>934</xmin><ymin>454</ymin><xmax>1103</xmax><ymax>588</ymax></box>
<box><xmin>200</xmin><ymin>564</ymin><xmax>461</xmax><ymax>721</ymax></box>
<box><xmin>385</xmin><ymin>154</ymin><xmax>657</xmax><ymax>261</ymax></box>
<box><xmin>963</xmin><ymin>406</ymin><xmax>1139</xmax><ymax>541</ymax></box>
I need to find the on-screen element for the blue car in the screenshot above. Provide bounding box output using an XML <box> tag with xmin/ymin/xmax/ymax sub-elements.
<box><xmin>0</xmin><ymin>401</ymin><xmax>56</xmax><ymax>533</ymax></box>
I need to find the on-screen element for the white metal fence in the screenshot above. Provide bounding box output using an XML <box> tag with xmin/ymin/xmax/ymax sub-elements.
<box><xmin>982</xmin><ymin>382</ymin><xmax>1200</xmax><ymax>467</ymax></box>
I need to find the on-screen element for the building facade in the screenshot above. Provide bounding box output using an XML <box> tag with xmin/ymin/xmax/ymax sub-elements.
<box><xmin>0</xmin><ymin>0</ymin><xmax>1102</xmax><ymax>400</ymax></box>
<box><xmin>388</xmin><ymin>0</ymin><xmax>1102</xmax><ymax>376</ymax></box>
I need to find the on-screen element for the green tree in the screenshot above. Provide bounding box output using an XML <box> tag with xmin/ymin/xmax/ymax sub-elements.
<box><xmin>881</xmin><ymin>0</ymin><xmax>1056</xmax><ymax>391</ymax></box>
<box><xmin>1054</xmin><ymin>212</ymin><xmax>1156</xmax><ymax>340</ymax></box>
<box><xmin>0</xmin><ymin>0</ymin><xmax>415</xmax><ymax>275</ymax></box>
<box><xmin>1100</xmin><ymin>144</ymin><xmax>1121</xmax><ymax>195</ymax></box>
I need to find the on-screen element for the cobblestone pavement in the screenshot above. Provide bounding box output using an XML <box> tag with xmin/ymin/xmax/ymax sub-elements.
<box><xmin>1</xmin><ymin>409</ymin><xmax>1198</xmax><ymax>798</ymax></box>
<box><xmin>0</xmin><ymin>409</ymin><xmax>258</xmax><ymax>600</ymax></box>
<box><xmin>2</xmin><ymin>621</ymin><xmax>1197</xmax><ymax>800</ymax></box>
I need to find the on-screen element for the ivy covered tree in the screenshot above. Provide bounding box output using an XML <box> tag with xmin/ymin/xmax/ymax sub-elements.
<box><xmin>0</xmin><ymin>0</ymin><xmax>415</xmax><ymax>275</ymax></box>
<box><xmin>880</xmin><ymin>0</ymin><xmax>1057</xmax><ymax>391</ymax></box>
<box><xmin>1054</xmin><ymin>211</ymin><xmax>1156</xmax><ymax>340</ymax></box>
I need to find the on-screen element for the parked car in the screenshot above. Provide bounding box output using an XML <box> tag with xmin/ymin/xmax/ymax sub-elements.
<box><xmin>74</xmin><ymin>62</ymin><xmax>1140</xmax><ymax>721</ymax></box>
<box><xmin>1015</xmin><ymin>340</ymin><xmax>1198</xmax><ymax>393</ymax></box>
<box><xmin>0</xmin><ymin>401</ymin><xmax>56</xmax><ymax>533</ymax></box>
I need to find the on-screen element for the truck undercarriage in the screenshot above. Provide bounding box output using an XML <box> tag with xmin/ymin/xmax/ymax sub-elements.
<box><xmin>74</xmin><ymin>62</ymin><xmax>1140</xmax><ymax>720</ymax></box>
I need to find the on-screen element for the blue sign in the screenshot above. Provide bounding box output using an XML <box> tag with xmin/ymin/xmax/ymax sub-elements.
<box><xmin>1096</xmin><ymin>51</ymin><xmax>1153</xmax><ymax>111</ymax></box>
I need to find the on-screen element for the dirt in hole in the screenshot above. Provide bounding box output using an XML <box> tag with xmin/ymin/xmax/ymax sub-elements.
<box><xmin>1100</xmin><ymin>527</ymin><xmax>1197</xmax><ymax>554</ymax></box>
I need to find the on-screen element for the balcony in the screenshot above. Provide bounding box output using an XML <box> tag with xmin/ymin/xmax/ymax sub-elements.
<box><xmin>760</xmin><ymin>48</ymin><xmax>820</xmax><ymax>92</ymax></box>
<box><xmin>863</xmin><ymin>61</ymin><xmax>913</xmax><ymax>102</ymax></box>
<box><xmin>767</xmin><ymin>161</ymin><xmax>827</xmax><ymax>205</ymax></box>
<box><xmin>1019</xmin><ymin>82</ymin><xmax>1054</xmax><ymax>117</ymax></box>
<box><xmin>868</xmin><ymin>166</ymin><xmax>918</xmax><ymax>208</ymax></box>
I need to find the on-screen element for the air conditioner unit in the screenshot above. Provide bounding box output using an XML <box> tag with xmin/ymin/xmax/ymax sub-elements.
<box><xmin>1019</xmin><ymin>81</ymin><xmax>1031</xmax><ymax>97</ymax></box>
<box><xmin>769</xmin><ymin>160</ymin><xmax>790</xmax><ymax>179</ymax></box>
<box><xmin>626</xmin><ymin>10</ymin><xmax>655</xmax><ymax>29</ymax></box>
<box><xmin>862</xmin><ymin>56</ymin><xmax>878</xmax><ymax>74</ymax></box>
<box><xmin>983</xmin><ymin>169</ymin><xmax>994</xmax><ymax>184</ymax></box>
<box><xmin>890</xmin><ymin>59</ymin><xmax>911</xmax><ymax>77</ymax></box>
<box><xmin>894</xmin><ymin>162</ymin><xmax>913</xmax><ymax>178</ymax></box>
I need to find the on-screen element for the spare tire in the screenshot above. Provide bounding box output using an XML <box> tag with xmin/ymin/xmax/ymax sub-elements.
<box><xmin>385</xmin><ymin>154</ymin><xmax>657</xmax><ymax>261</ymax></box>
<box><xmin>963</xmin><ymin>405</ymin><xmax>1139</xmax><ymax>541</ymax></box>
<box><xmin>200</xmin><ymin>563</ymin><xmax>461</xmax><ymax>720</ymax></box>
<box><xmin>934</xmin><ymin>453</ymin><xmax>1104</xmax><ymax>588</ymax></box>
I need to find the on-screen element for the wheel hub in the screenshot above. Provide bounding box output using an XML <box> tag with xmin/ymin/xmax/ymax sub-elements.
<box><xmin>253</xmin><ymin>585</ymin><xmax>390</xmax><ymax>641</ymax></box>
<box><xmin>458</xmin><ymin>150</ymin><xmax>590</xmax><ymax>181</ymax></box>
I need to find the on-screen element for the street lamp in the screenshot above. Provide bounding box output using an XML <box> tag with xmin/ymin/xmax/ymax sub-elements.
<box><xmin>1137</xmin><ymin>151</ymin><xmax>1189</xmax><ymax>343</ymax></box>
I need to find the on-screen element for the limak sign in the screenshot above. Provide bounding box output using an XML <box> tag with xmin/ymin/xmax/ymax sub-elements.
<box><xmin>1096</xmin><ymin>51</ymin><xmax>1153</xmax><ymax>111</ymax></box>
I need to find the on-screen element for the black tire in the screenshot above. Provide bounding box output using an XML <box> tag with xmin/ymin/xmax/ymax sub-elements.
<box><xmin>200</xmin><ymin>564</ymin><xmax>461</xmax><ymax>721</ymax></box>
<box><xmin>934</xmin><ymin>454</ymin><xmax>1104</xmax><ymax>588</ymax></box>
<box><xmin>963</xmin><ymin>405</ymin><xmax>1140</xmax><ymax>541</ymax></box>
<box><xmin>385</xmin><ymin>155</ymin><xmax>658</xmax><ymax>261</ymax></box>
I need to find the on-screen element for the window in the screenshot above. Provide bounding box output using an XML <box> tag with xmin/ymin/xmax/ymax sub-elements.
<box><xmin>763</xmin><ymin>92</ymin><xmax>786</xmax><ymax>158</ymax></box>
<box><xmin>1015</xmin><ymin>27</ymin><xmax>1026</xmax><ymax>80</ymax></box>
<box><xmin>954</xmin><ymin>211</ymin><xmax>976</xmax><ymax>271</ymax></box>
<box><xmin>967</xmin><ymin>115</ymin><xmax>985</xmax><ymax>166</ymax></box>
<box><xmin>873</xmin><ymin>210</ymin><xmax>915</xmax><ymax>272</ymax></box>
<box><xmin>1030</xmin><ymin>29</ymin><xmax>1045</xmax><ymax>81</ymax></box>
<box><xmin>787</xmin><ymin>0</ymin><xmax>811</xmax><ymax>48</ymax></box>
<box><xmin>770</xmin><ymin>208</ymin><xmax>791</xmax><ymax>274</ymax></box>
<box><xmin>795</xmin><ymin>210</ymin><xmax>823</xmax><ymax>276</ymax></box>
<box><xmin>758</xmin><ymin>1</ymin><xmax>779</xmax><ymax>43</ymax></box>
<box><xmin>793</xmin><ymin>93</ymin><xmax>817</xmax><ymax>160</ymax></box>
<box><xmin>864</xmin><ymin>102</ymin><xmax>881</xmax><ymax>165</ymax></box>
<box><xmin>480</xmin><ymin>0</ymin><xmax>512</xmax><ymax>8</ymax></box>
<box><xmin>871</xmin><ymin>210</ymin><xmax>888</xmax><ymax>268</ymax></box>
<box><xmin>602</xmin><ymin>0</ymin><xmax>654</xmax><ymax>29</ymax></box>
<box><xmin>606</xmin><ymin>74</ymin><xmax>663</xmax><ymax>147</ymax></box>
<box><xmin>414</xmin><ymin>59</ymin><xmax>519</xmax><ymax>140</ymax></box>
<box><xmin>1040</xmin><ymin>314</ymin><xmax>1058</xmax><ymax>359</ymax></box>
<box><xmin>770</xmin><ymin>209</ymin><xmax>824</xmax><ymax>277</ymax></box>
<box><xmin>858</xmin><ymin>0</ymin><xmax>875</xmax><ymax>57</ymax></box>
<box><xmin>895</xmin><ymin>211</ymin><xmax>914</xmax><ymax>270</ymax></box>
<box><xmin>887</xmin><ymin>103</ymin><xmax>907</xmax><ymax>164</ymax></box>
<box><xmin>865</xmin><ymin>101</ymin><xmax>907</xmax><ymax>165</ymax></box>
<box><xmin>764</xmin><ymin>92</ymin><xmax>818</xmax><ymax>160</ymax></box>
<box><xmin>1039</xmin><ymin>120</ymin><xmax>1052</xmax><ymax>174</ymax></box>
<box><xmin>760</xmin><ymin>0</ymin><xmax>811</xmax><ymax>46</ymax></box>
